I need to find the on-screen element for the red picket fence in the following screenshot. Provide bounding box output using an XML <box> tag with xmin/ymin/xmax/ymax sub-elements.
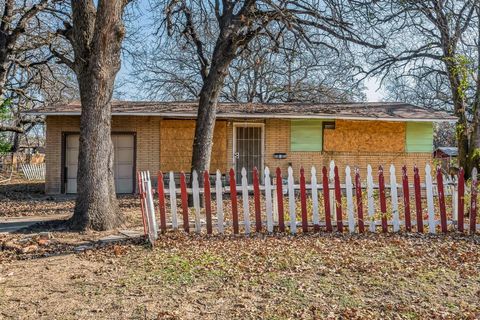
<box><xmin>137</xmin><ymin>162</ymin><xmax>478</xmax><ymax>243</ymax></box>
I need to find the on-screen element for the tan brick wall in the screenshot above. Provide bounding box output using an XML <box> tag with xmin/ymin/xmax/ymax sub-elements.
<box><xmin>45</xmin><ymin>116</ymin><xmax>433</xmax><ymax>193</ymax></box>
<box><xmin>45</xmin><ymin>115</ymin><xmax>161</xmax><ymax>194</ymax></box>
<box><xmin>226</xmin><ymin>119</ymin><xmax>432</xmax><ymax>182</ymax></box>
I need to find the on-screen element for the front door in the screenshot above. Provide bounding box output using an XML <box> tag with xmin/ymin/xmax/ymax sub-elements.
<box><xmin>234</xmin><ymin>124</ymin><xmax>264</xmax><ymax>183</ymax></box>
<box><xmin>64</xmin><ymin>133</ymin><xmax>135</xmax><ymax>194</ymax></box>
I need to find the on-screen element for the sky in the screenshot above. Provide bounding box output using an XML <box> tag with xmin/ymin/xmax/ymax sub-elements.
<box><xmin>365</xmin><ymin>78</ymin><xmax>385</xmax><ymax>102</ymax></box>
<box><xmin>117</xmin><ymin>1</ymin><xmax>387</xmax><ymax>103</ymax></box>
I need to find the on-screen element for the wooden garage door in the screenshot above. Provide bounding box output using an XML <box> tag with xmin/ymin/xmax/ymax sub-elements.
<box><xmin>65</xmin><ymin>134</ymin><xmax>135</xmax><ymax>194</ymax></box>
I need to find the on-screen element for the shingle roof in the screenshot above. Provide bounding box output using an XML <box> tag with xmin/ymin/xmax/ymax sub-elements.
<box><xmin>435</xmin><ymin>147</ymin><xmax>458</xmax><ymax>156</ymax></box>
<box><xmin>29</xmin><ymin>100</ymin><xmax>456</xmax><ymax>122</ymax></box>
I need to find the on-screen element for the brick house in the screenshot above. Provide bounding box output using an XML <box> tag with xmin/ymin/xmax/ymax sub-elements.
<box><xmin>32</xmin><ymin>101</ymin><xmax>455</xmax><ymax>194</ymax></box>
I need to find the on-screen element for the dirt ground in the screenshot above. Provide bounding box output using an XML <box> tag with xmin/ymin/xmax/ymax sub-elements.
<box><xmin>1</xmin><ymin>233</ymin><xmax>480</xmax><ymax>319</ymax></box>
<box><xmin>1</xmin><ymin>178</ymin><xmax>480</xmax><ymax>319</ymax></box>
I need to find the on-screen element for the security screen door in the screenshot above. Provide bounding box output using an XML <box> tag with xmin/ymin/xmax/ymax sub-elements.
<box><xmin>234</xmin><ymin>124</ymin><xmax>263</xmax><ymax>183</ymax></box>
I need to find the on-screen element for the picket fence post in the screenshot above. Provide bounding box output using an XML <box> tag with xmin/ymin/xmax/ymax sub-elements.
<box><xmin>366</xmin><ymin>165</ymin><xmax>375</xmax><ymax>232</ymax></box>
<box><xmin>425</xmin><ymin>164</ymin><xmax>436</xmax><ymax>234</ymax></box>
<box><xmin>169</xmin><ymin>171</ymin><xmax>178</xmax><ymax>230</ymax></box>
<box><xmin>345</xmin><ymin>166</ymin><xmax>355</xmax><ymax>233</ymax></box>
<box><xmin>276</xmin><ymin>167</ymin><xmax>285</xmax><ymax>232</ymax></box>
<box><xmin>157</xmin><ymin>171</ymin><xmax>167</xmax><ymax>233</ymax></box>
<box><xmin>470</xmin><ymin>167</ymin><xmax>478</xmax><ymax>234</ymax></box>
<box><xmin>300</xmin><ymin>167</ymin><xmax>308</xmax><ymax>233</ymax></box>
<box><xmin>401</xmin><ymin>166</ymin><xmax>412</xmax><ymax>232</ymax></box>
<box><xmin>457</xmin><ymin>167</ymin><xmax>465</xmax><ymax>232</ymax></box>
<box><xmin>215</xmin><ymin>170</ymin><xmax>224</xmax><ymax>234</ymax></box>
<box><xmin>390</xmin><ymin>165</ymin><xmax>400</xmax><ymax>232</ymax></box>
<box><xmin>378</xmin><ymin>166</ymin><xmax>388</xmax><ymax>233</ymax></box>
<box><xmin>192</xmin><ymin>170</ymin><xmax>201</xmax><ymax>234</ymax></box>
<box><xmin>311</xmin><ymin>166</ymin><xmax>320</xmax><ymax>232</ymax></box>
<box><xmin>265</xmin><ymin>167</ymin><xmax>274</xmax><ymax>233</ymax></box>
<box><xmin>355</xmin><ymin>168</ymin><xmax>365</xmax><ymax>233</ymax></box>
<box><xmin>413</xmin><ymin>166</ymin><xmax>424</xmax><ymax>233</ymax></box>
<box><xmin>241</xmin><ymin>168</ymin><xmax>251</xmax><ymax>235</ymax></box>
<box><xmin>288</xmin><ymin>166</ymin><xmax>296</xmax><ymax>234</ymax></box>
<box><xmin>334</xmin><ymin>166</ymin><xmax>343</xmax><ymax>232</ymax></box>
<box><xmin>229</xmin><ymin>168</ymin><xmax>239</xmax><ymax>235</ymax></box>
<box><xmin>322</xmin><ymin>166</ymin><xmax>333</xmax><ymax>232</ymax></box>
<box><xmin>203</xmin><ymin>170</ymin><xmax>213</xmax><ymax>235</ymax></box>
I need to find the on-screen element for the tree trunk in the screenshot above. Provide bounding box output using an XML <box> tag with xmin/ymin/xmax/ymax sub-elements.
<box><xmin>191</xmin><ymin>41</ymin><xmax>236</xmax><ymax>176</ymax></box>
<box><xmin>70</xmin><ymin>73</ymin><xmax>120</xmax><ymax>230</ymax></box>
<box><xmin>68</xmin><ymin>0</ymin><xmax>127</xmax><ymax>231</ymax></box>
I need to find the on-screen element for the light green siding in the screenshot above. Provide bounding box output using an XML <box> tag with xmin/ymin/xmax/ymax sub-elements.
<box><xmin>290</xmin><ymin>120</ymin><xmax>323</xmax><ymax>151</ymax></box>
<box><xmin>406</xmin><ymin>122</ymin><xmax>434</xmax><ymax>152</ymax></box>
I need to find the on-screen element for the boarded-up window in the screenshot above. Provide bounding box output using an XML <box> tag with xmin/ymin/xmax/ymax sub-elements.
<box><xmin>290</xmin><ymin>120</ymin><xmax>323</xmax><ymax>151</ymax></box>
<box><xmin>406</xmin><ymin>122</ymin><xmax>433</xmax><ymax>152</ymax></box>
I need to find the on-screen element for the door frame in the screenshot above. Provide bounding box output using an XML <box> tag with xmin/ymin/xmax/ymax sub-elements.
<box><xmin>61</xmin><ymin>131</ymin><xmax>137</xmax><ymax>194</ymax></box>
<box><xmin>232</xmin><ymin>122</ymin><xmax>265</xmax><ymax>180</ymax></box>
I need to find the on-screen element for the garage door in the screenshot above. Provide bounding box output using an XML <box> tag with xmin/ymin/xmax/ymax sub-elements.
<box><xmin>65</xmin><ymin>134</ymin><xmax>135</xmax><ymax>194</ymax></box>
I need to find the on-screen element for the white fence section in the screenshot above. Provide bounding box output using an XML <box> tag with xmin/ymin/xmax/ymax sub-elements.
<box><xmin>21</xmin><ymin>163</ymin><xmax>45</xmax><ymax>181</ymax></box>
<box><xmin>137</xmin><ymin>161</ymin><xmax>479</xmax><ymax>240</ymax></box>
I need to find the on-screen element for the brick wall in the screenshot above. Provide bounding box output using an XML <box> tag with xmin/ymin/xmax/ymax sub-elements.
<box><xmin>45</xmin><ymin>116</ymin><xmax>433</xmax><ymax>194</ymax></box>
<box><xmin>263</xmin><ymin>119</ymin><xmax>432</xmax><ymax>182</ymax></box>
<box><xmin>45</xmin><ymin>115</ymin><xmax>161</xmax><ymax>194</ymax></box>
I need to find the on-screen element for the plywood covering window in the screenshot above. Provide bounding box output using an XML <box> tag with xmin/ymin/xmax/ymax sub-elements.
<box><xmin>290</xmin><ymin>120</ymin><xmax>323</xmax><ymax>152</ymax></box>
<box><xmin>406</xmin><ymin>122</ymin><xmax>434</xmax><ymax>152</ymax></box>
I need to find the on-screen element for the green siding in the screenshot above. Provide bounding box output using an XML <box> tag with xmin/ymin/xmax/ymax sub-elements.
<box><xmin>290</xmin><ymin>120</ymin><xmax>323</xmax><ymax>151</ymax></box>
<box><xmin>406</xmin><ymin>122</ymin><xmax>434</xmax><ymax>152</ymax></box>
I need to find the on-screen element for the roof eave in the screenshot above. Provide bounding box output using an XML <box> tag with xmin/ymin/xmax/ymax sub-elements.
<box><xmin>36</xmin><ymin>111</ymin><xmax>457</xmax><ymax>122</ymax></box>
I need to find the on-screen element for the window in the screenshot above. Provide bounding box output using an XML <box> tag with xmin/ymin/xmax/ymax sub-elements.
<box><xmin>406</xmin><ymin>122</ymin><xmax>433</xmax><ymax>152</ymax></box>
<box><xmin>290</xmin><ymin>120</ymin><xmax>324</xmax><ymax>152</ymax></box>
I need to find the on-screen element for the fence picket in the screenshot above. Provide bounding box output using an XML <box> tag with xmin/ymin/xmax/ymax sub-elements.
<box><xmin>265</xmin><ymin>167</ymin><xmax>274</xmax><ymax>233</ymax></box>
<box><xmin>204</xmin><ymin>170</ymin><xmax>213</xmax><ymax>235</ymax></box>
<box><xmin>436</xmin><ymin>166</ymin><xmax>447</xmax><ymax>233</ymax></box>
<box><xmin>378</xmin><ymin>166</ymin><xmax>388</xmax><ymax>233</ymax></box>
<box><xmin>157</xmin><ymin>171</ymin><xmax>167</xmax><ymax>233</ymax></box>
<box><xmin>413</xmin><ymin>166</ymin><xmax>424</xmax><ymax>233</ymax></box>
<box><xmin>288</xmin><ymin>167</ymin><xmax>297</xmax><ymax>234</ymax></box>
<box><xmin>137</xmin><ymin>171</ymin><xmax>147</xmax><ymax>236</ymax></box>
<box><xmin>215</xmin><ymin>170</ymin><xmax>224</xmax><ymax>234</ymax></box>
<box><xmin>322</xmin><ymin>166</ymin><xmax>333</xmax><ymax>232</ymax></box>
<box><xmin>458</xmin><ymin>167</ymin><xmax>465</xmax><ymax>232</ymax></box>
<box><xmin>169</xmin><ymin>171</ymin><xmax>178</xmax><ymax>230</ymax></box>
<box><xmin>355</xmin><ymin>168</ymin><xmax>365</xmax><ymax>233</ymax></box>
<box><xmin>470</xmin><ymin>167</ymin><xmax>478</xmax><ymax>234</ymax></box>
<box><xmin>390</xmin><ymin>165</ymin><xmax>400</xmax><ymax>232</ymax></box>
<box><xmin>345</xmin><ymin>166</ymin><xmax>355</xmax><ymax>233</ymax></box>
<box><xmin>402</xmin><ymin>166</ymin><xmax>412</xmax><ymax>232</ymax></box>
<box><xmin>334</xmin><ymin>166</ymin><xmax>343</xmax><ymax>232</ymax></box>
<box><xmin>229</xmin><ymin>168</ymin><xmax>240</xmax><ymax>235</ymax></box>
<box><xmin>192</xmin><ymin>170</ymin><xmax>201</xmax><ymax>234</ymax></box>
<box><xmin>241</xmin><ymin>168</ymin><xmax>251</xmax><ymax>235</ymax></box>
<box><xmin>300</xmin><ymin>167</ymin><xmax>308</xmax><ymax>233</ymax></box>
<box><xmin>367</xmin><ymin>165</ymin><xmax>375</xmax><ymax>232</ymax></box>
<box><xmin>180</xmin><ymin>172</ymin><xmax>189</xmax><ymax>233</ymax></box>
<box><xmin>311</xmin><ymin>167</ymin><xmax>320</xmax><ymax>232</ymax></box>
<box><xmin>425</xmin><ymin>164</ymin><xmax>436</xmax><ymax>234</ymax></box>
<box><xmin>329</xmin><ymin>161</ymin><xmax>336</xmax><ymax>224</ymax></box>
<box><xmin>253</xmin><ymin>167</ymin><xmax>262</xmax><ymax>233</ymax></box>
<box><xmin>276</xmin><ymin>167</ymin><xmax>285</xmax><ymax>232</ymax></box>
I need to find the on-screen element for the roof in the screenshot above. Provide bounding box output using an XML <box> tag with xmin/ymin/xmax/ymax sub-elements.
<box><xmin>434</xmin><ymin>147</ymin><xmax>458</xmax><ymax>157</ymax></box>
<box><xmin>28</xmin><ymin>101</ymin><xmax>456</xmax><ymax>122</ymax></box>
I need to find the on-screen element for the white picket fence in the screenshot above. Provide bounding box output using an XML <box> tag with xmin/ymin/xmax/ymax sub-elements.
<box><xmin>138</xmin><ymin>161</ymin><xmax>478</xmax><ymax>245</ymax></box>
<box><xmin>21</xmin><ymin>163</ymin><xmax>45</xmax><ymax>181</ymax></box>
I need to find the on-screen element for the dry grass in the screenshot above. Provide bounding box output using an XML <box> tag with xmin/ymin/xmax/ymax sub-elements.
<box><xmin>1</xmin><ymin>233</ymin><xmax>480</xmax><ymax>319</ymax></box>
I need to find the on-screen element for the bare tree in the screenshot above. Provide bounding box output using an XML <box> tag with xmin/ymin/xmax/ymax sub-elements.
<box><xmin>0</xmin><ymin>0</ymin><xmax>73</xmax><ymax>138</ymax></box>
<box><xmin>53</xmin><ymin>0</ymin><xmax>131</xmax><ymax>230</ymax></box>
<box><xmin>150</xmin><ymin>0</ymin><xmax>383</xmax><ymax>179</ymax></box>
<box><xmin>359</xmin><ymin>0</ymin><xmax>480</xmax><ymax>174</ymax></box>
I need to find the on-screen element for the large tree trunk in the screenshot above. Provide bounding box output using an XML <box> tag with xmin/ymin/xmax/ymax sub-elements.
<box><xmin>67</xmin><ymin>0</ymin><xmax>127</xmax><ymax>231</ymax></box>
<box><xmin>191</xmin><ymin>40</ymin><xmax>237</xmax><ymax>176</ymax></box>
<box><xmin>70</xmin><ymin>74</ymin><xmax>120</xmax><ymax>230</ymax></box>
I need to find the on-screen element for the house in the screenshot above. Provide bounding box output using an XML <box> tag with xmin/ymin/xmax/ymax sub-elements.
<box><xmin>31</xmin><ymin>101</ymin><xmax>455</xmax><ymax>194</ymax></box>
<box><xmin>433</xmin><ymin>147</ymin><xmax>458</xmax><ymax>173</ymax></box>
